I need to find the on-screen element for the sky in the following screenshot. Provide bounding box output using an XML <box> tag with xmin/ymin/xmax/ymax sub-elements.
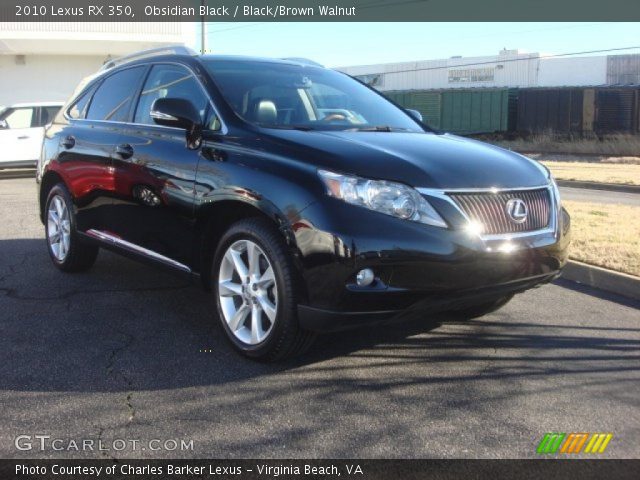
<box><xmin>194</xmin><ymin>22</ymin><xmax>640</xmax><ymax>67</ymax></box>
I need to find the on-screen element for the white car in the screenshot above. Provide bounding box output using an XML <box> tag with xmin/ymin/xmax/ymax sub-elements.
<box><xmin>0</xmin><ymin>102</ymin><xmax>63</xmax><ymax>168</ymax></box>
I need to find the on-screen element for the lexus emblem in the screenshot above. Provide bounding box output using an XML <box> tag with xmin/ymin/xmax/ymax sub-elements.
<box><xmin>506</xmin><ymin>198</ymin><xmax>528</xmax><ymax>223</ymax></box>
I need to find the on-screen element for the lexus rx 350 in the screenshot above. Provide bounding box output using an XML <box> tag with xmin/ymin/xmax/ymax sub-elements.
<box><xmin>37</xmin><ymin>47</ymin><xmax>570</xmax><ymax>360</ymax></box>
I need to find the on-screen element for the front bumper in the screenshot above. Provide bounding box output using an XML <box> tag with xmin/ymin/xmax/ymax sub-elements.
<box><xmin>292</xmin><ymin>198</ymin><xmax>570</xmax><ymax>331</ymax></box>
<box><xmin>298</xmin><ymin>271</ymin><xmax>560</xmax><ymax>332</ymax></box>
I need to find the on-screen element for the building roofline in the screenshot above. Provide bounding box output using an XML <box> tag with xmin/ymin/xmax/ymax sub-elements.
<box><xmin>8</xmin><ymin>102</ymin><xmax>65</xmax><ymax>108</ymax></box>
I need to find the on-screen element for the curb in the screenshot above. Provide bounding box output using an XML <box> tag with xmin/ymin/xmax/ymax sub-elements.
<box><xmin>562</xmin><ymin>260</ymin><xmax>640</xmax><ymax>301</ymax></box>
<box><xmin>557</xmin><ymin>180</ymin><xmax>640</xmax><ymax>194</ymax></box>
<box><xmin>0</xmin><ymin>169</ymin><xmax>36</xmax><ymax>180</ymax></box>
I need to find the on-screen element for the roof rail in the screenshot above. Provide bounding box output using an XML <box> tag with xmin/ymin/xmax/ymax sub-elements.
<box><xmin>281</xmin><ymin>57</ymin><xmax>324</xmax><ymax>68</ymax></box>
<box><xmin>101</xmin><ymin>45</ymin><xmax>197</xmax><ymax>71</ymax></box>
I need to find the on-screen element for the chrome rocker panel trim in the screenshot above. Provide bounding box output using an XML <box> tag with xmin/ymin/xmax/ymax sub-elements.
<box><xmin>85</xmin><ymin>229</ymin><xmax>191</xmax><ymax>273</ymax></box>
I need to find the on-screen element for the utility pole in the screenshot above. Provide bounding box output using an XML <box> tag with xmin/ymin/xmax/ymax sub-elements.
<box><xmin>200</xmin><ymin>0</ymin><xmax>207</xmax><ymax>53</ymax></box>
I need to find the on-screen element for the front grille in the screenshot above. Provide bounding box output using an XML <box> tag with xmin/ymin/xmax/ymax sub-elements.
<box><xmin>449</xmin><ymin>188</ymin><xmax>551</xmax><ymax>235</ymax></box>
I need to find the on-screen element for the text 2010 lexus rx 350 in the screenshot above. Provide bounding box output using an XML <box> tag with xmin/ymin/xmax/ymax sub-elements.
<box><xmin>37</xmin><ymin>48</ymin><xmax>570</xmax><ymax>361</ymax></box>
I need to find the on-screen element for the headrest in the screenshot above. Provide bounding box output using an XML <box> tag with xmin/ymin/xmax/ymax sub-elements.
<box><xmin>254</xmin><ymin>100</ymin><xmax>277</xmax><ymax>125</ymax></box>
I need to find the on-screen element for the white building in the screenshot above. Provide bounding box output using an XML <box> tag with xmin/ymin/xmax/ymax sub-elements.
<box><xmin>537</xmin><ymin>56</ymin><xmax>607</xmax><ymax>87</ymax></box>
<box><xmin>338</xmin><ymin>49</ymin><xmax>637</xmax><ymax>91</ymax></box>
<box><xmin>0</xmin><ymin>22</ymin><xmax>196</xmax><ymax>106</ymax></box>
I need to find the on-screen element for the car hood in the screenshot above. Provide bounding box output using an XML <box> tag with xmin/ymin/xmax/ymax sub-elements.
<box><xmin>265</xmin><ymin>130</ymin><xmax>549</xmax><ymax>189</ymax></box>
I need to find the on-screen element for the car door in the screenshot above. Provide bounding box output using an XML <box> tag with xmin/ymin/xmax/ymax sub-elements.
<box><xmin>57</xmin><ymin>66</ymin><xmax>147</xmax><ymax>233</ymax></box>
<box><xmin>0</xmin><ymin>106</ymin><xmax>39</xmax><ymax>166</ymax></box>
<box><xmin>107</xmin><ymin>62</ymin><xmax>216</xmax><ymax>267</ymax></box>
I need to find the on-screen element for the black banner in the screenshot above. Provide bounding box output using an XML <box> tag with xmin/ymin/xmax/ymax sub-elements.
<box><xmin>2</xmin><ymin>459</ymin><xmax>640</xmax><ymax>480</ymax></box>
<box><xmin>1</xmin><ymin>0</ymin><xmax>640</xmax><ymax>22</ymax></box>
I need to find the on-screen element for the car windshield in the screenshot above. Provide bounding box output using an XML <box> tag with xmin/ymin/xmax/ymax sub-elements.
<box><xmin>203</xmin><ymin>59</ymin><xmax>424</xmax><ymax>132</ymax></box>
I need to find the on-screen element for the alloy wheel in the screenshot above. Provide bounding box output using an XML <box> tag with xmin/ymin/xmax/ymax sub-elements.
<box><xmin>218</xmin><ymin>239</ymin><xmax>278</xmax><ymax>345</ymax></box>
<box><xmin>47</xmin><ymin>195</ymin><xmax>71</xmax><ymax>261</ymax></box>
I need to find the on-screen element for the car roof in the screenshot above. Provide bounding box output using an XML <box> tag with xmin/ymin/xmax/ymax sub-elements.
<box><xmin>9</xmin><ymin>102</ymin><xmax>64</xmax><ymax>108</ymax></box>
<box><xmin>198</xmin><ymin>55</ymin><xmax>324</xmax><ymax>68</ymax></box>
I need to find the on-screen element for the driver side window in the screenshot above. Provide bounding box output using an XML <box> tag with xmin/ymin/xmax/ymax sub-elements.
<box><xmin>1</xmin><ymin>107</ymin><xmax>35</xmax><ymax>129</ymax></box>
<box><xmin>134</xmin><ymin>64</ymin><xmax>220</xmax><ymax>130</ymax></box>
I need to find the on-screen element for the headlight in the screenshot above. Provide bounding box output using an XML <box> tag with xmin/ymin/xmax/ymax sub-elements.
<box><xmin>550</xmin><ymin>175</ymin><xmax>562</xmax><ymax>208</ymax></box>
<box><xmin>318</xmin><ymin>170</ymin><xmax>447</xmax><ymax>228</ymax></box>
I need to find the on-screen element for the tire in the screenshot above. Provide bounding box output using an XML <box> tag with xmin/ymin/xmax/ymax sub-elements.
<box><xmin>211</xmin><ymin>217</ymin><xmax>316</xmax><ymax>361</ymax></box>
<box><xmin>450</xmin><ymin>294</ymin><xmax>514</xmax><ymax>320</ymax></box>
<box><xmin>44</xmin><ymin>183</ymin><xmax>99</xmax><ymax>272</ymax></box>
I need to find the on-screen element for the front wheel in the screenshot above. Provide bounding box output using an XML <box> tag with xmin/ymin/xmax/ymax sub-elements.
<box><xmin>212</xmin><ymin>218</ymin><xmax>316</xmax><ymax>361</ymax></box>
<box><xmin>45</xmin><ymin>183</ymin><xmax>99</xmax><ymax>272</ymax></box>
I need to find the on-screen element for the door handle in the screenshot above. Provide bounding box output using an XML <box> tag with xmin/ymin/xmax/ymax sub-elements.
<box><xmin>17</xmin><ymin>135</ymin><xmax>30</xmax><ymax>140</ymax></box>
<box><xmin>115</xmin><ymin>143</ymin><xmax>134</xmax><ymax>159</ymax></box>
<box><xmin>203</xmin><ymin>147</ymin><xmax>228</xmax><ymax>162</ymax></box>
<box><xmin>61</xmin><ymin>136</ymin><xmax>75</xmax><ymax>149</ymax></box>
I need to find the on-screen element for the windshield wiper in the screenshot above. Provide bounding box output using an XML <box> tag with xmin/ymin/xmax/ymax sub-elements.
<box><xmin>267</xmin><ymin>125</ymin><xmax>315</xmax><ymax>131</ymax></box>
<box><xmin>347</xmin><ymin>125</ymin><xmax>408</xmax><ymax>132</ymax></box>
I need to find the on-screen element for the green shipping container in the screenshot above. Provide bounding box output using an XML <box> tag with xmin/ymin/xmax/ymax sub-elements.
<box><xmin>383</xmin><ymin>90</ymin><xmax>442</xmax><ymax>130</ymax></box>
<box><xmin>440</xmin><ymin>88</ymin><xmax>517</xmax><ymax>135</ymax></box>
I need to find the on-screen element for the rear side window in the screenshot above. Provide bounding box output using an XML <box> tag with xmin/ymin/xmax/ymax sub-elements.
<box><xmin>68</xmin><ymin>87</ymin><xmax>96</xmax><ymax>120</ymax></box>
<box><xmin>35</xmin><ymin>106</ymin><xmax>61</xmax><ymax>126</ymax></box>
<box><xmin>86</xmin><ymin>67</ymin><xmax>145</xmax><ymax>122</ymax></box>
<box><xmin>134</xmin><ymin>64</ymin><xmax>212</xmax><ymax>128</ymax></box>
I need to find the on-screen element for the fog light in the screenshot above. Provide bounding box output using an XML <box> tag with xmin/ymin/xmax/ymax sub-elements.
<box><xmin>356</xmin><ymin>268</ymin><xmax>375</xmax><ymax>286</ymax></box>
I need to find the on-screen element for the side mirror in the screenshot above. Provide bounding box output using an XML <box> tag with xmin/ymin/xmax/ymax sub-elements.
<box><xmin>0</xmin><ymin>119</ymin><xmax>8</xmax><ymax>129</ymax></box>
<box><xmin>406</xmin><ymin>109</ymin><xmax>423</xmax><ymax>122</ymax></box>
<box><xmin>150</xmin><ymin>98</ymin><xmax>201</xmax><ymax>130</ymax></box>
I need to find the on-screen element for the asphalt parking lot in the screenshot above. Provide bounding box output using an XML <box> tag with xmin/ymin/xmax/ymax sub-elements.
<box><xmin>1</xmin><ymin>177</ymin><xmax>639</xmax><ymax>459</ymax></box>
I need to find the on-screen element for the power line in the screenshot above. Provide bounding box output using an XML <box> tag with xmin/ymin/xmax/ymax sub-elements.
<box><xmin>434</xmin><ymin>22</ymin><xmax>615</xmax><ymax>43</ymax></box>
<box><xmin>356</xmin><ymin>0</ymin><xmax>430</xmax><ymax>10</ymax></box>
<box><xmin>206</xmin><ymin>22</ymin><xmax>265</xmax><ymax>33</ymax></box>
<box><xmin>354</xmin><ymin>46</ymin><xmax>640</xmax><ymax>75</ymax></box>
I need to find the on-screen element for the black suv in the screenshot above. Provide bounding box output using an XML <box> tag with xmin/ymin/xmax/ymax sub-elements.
<box><xmin>37</xmin><ymin>47</ymin><xmax>570</xmax><ymax>360</ymax></box>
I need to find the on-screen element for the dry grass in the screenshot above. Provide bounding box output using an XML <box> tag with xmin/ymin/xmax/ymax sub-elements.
<box><xmin>493</xmin><ymin>133</ymin><xmax>640</xmax><ymax>156</ymax></box>
<box><xmin>564</xmin><ymin>200</ymin><xmax>640</xmax><ymax>277</ymax></box>
<box><xmin>541</xmin><ymin>161</ymin><xmax>640</xmax><ymax>185</ymax></box>
<box><xmin>531</xmin><ymin>154</ymin><xmax>640</xmax><ymax>165</ymax></box>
